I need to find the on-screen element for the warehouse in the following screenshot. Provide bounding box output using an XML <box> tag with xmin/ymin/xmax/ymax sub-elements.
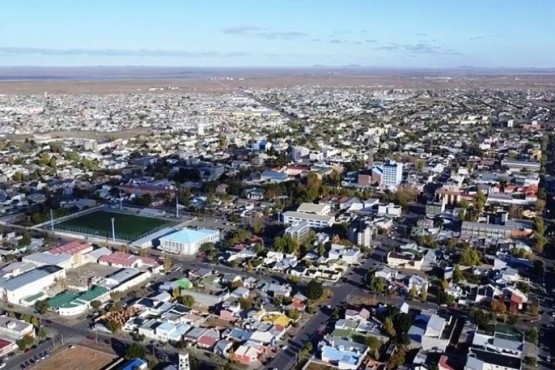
<box><xmin>0</xmin><ymin>265</ymin><xmax>65</xmax><ymax>304</ymax></box>
<box><xmin>158</xmin><ymin>228</ymin><xmax>220</xmax><ymax>255</ymax></box>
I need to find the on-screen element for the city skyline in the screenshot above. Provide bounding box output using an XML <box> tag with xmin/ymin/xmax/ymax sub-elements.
<box><xmin>1</xmin><ymin>0</ymin><xmax>555</xmax><ymax>68</ymax></box>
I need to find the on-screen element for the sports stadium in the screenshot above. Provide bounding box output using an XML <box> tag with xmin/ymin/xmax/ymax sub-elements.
<box><xmin>52</xmin><ymin>206</ymin><xmax>178</xmax><ymax>243</ymax></box>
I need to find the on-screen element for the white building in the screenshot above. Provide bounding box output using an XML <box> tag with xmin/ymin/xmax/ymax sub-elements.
<box><xmin>0</xmin><ymin>315</ymin><xmax>35</xmax><ymax>341</ymax></box>
<box><xmin>282</xmin><ymin>211</ymin><xmax>335</xmax><ymax>228</ymax></box>
<box><xmin>378</xmin><ymin>203</ymin><xmax>402</xmax><ymax>217</ymax></box>
<box><xmin>382</xmin><ymin>160</ymin><xmax>403</xmax><ymax>187</ymax></box>
<box><xmin>158</xmin><ymin>228</ymin><xmax>220</xmax><ymax>255</ymax></box>
<box><xmin>296</xmin><ymin>202</ymin><xmax>331</xmax><ymax>216</ymax></box>
<box><xmin>284</xmin><ymin>221</ymin><xmax>311</xmax><ymax>241</ymax></box>
<box><xmin>0</xmin><ymin>265</ymin><xmax>66</xmax><ymax>304</ymax></box>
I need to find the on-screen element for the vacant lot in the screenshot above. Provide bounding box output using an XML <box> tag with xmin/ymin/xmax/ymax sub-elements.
<box><xmin>36</xmin><ymin>346</ymin><xmax>117</xmax><ymax>370</ymax></box>
<box><xmin>56</xmin><ymin>210</ymin><xmax>174</xmax><ymax>241</ymax></box>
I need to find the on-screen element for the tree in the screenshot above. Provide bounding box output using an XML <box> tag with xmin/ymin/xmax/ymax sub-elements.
<box><xmin>369</xmin><ymin>276</ymin><xmax>385</xmax><ymax>294</ymax></box>
<box><xmin>90</xmin><ymin>300</ymin><xmax>102</xmax><ymax>310</ymax></box>
<box><xmin>387</xmin><ymin>347</ymin><xmax>406</xmax><ymax>370</ymax></box>
<box><xmin>37</xmin><ymin>326</ymin><xmax>48</xmax><ymax>339</ymax></box>
<box><xmin>18</xmin><ymin>231</ymin><xmax>32</xmax><ymax>247</ymax></box>
<box><xmin>420</xmin><ymin>289</ymin><xmax>428</xmax><ymax>302</ymax></box>
<box><xmin>306</xmin><ymin>279</ymin><xmax>324</xmax><ymax>300</ymax></box>
<box><xmin>534</xmin><ymin>232</ymin><xmax>547</xmax><ymax>254</ymax></box>
<box><xmin>366</xmin><ymin>336</ymin><xmax>383</xmax><ymax>359</ymax></box>
<box><xmin>515</xmin><ymin>281</ymin><xmax>530</xmax><ymax>294</ymax></box>
<box><xmin>239</xmin><ymin>297</ymin><xmax>253</xmax><ymax>310</ymax></box>
<box><xmin>529</xmin><ymin>301</ymin><xmax>540</xmax><ymax>316</ymax></box>
<box><xmin>532</xmin><ymin>259</ymin><xmax>545</xmax><ymax>282</ymax></box>
<box><xmin>384</xmin><ymin>317</ymin><xmax>396</xmax><ymax>337</ymax></box>
<box><xmin>475</xmin><ymin>190</ymin><xmax>486</xmax><ymax>213</ymax></box>
<box><xmin>526</xmin><ymin>327</ymin><xmax>539</xmax><ymax>345</ymax></box>
<box><xmin>106</xmin><ymin>320</ymin><xmax>121</xmax><ymax>333</ymax></box>
<box><xmin>286</xmin><ymin>310</ymin><xmax>301</xmax><ymax>320</ymax></box>
<box><xmin>125</xmin><ymin>343</ymin><xmax>146</xmax><ymax>359</ymax></box>
<box><xmin>524</xmin><ymin>356</ymin><xmax>537</xmax><ymax>367</ymax></box>
<box><xmin>49</xmin><ymin>156</ymin><xmax>57</xmax><ymax>168</ymax></box>
<box><xmin>535</xmin><ymin>199</ymin><xmax>546</xmax><ymax>213</ymax></box>
<box><xmin>181</xmin><ymin>295</ymin><xmax>195</xmax><ymax>307</ymax></box>
<box><xmin>393</xmin><ymin>312</ymin><xmax>413</xmax><ymax>335</ymax></box>
<box><xmin>163</xmin><ymin>256</ymin><xmax>173</xmax><ymax>272</ymax></box>
<box><xmin>16</xmin><ymin>334</ymin><xmax>34</xmax><ymax>350</ymax></box>
<box><xmin>533</xmin><ymin>216</ymin><xmax>545</xmax><ymax>234</ymax></box>
<box><xmin>490</xmin><ymin>299</ymin><xmax>506</xmax><ymax>314</ymax></box>
<box><xmin>34</xmin><ymin>300</ymin><xmax>50</xmax><ymax>314</ymax></box>
<box><xmin>416</xmin><ymin>160</ymin><xmax>425</xmax><ymax>172</ymax></box>
<box><xmin>460</xmin><ymin>247</ymin><xmax>481</xmax><ymax>266</ymax></box>
<box><xmin>408</xmin><ymin>286</ymin><xmax>418</xmax><ymax>298</ymax></box>
<box><xmin>452</xmin><ymin>264</ymin><xmax>464</xmax><ymax>283</ymax></box>
<box><xmin>252</xmin><ymin>221</ymin><xmax>264</xmax><ymax>235</ymax></box>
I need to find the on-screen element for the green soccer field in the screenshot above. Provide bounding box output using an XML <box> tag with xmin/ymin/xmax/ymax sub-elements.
<box><xmin>55</xmin><ymin>210</ymin><xmax>174</xmax><ymax>241</ymax></box>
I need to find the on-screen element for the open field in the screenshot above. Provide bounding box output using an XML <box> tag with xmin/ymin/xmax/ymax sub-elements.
<box><xmin>55</xmin><ymin>210</ymin><xmax>174</xmax><ymax>241</ymax></box>
<box><xmin>36</xmin><ymin>345</ymin><xmax>117</xmax><ymax>370</ymax></box>
<box><xmin>2</xmin><ymin>68</ymin><xmax>555</xmax><ymax>94</ymax></box>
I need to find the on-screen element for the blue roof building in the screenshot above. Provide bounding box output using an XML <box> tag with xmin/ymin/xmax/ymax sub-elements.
<box><xmin>158</xmin><ymin>228</ymin><xmax>220</xmax><ymax>255</ymax></box>
<box><xmin>118</xmin><ymin>358</ymin><xmax>148</xmax><ymax>370</ymax></box>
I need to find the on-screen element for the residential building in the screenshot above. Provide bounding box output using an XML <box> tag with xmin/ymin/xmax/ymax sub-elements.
<box><xmin>296</xmin><ymin>202</ymin><xmax>331</xmax><ymax>215</ymax></box>
<box><xmin>382</xmin><ymin>160</ymin><xmax>403</xmax><ymax>187</ymax></box>
<box><xmin>461</xmin><ymin>222</ymin><xmax>514</xmax><ymax>239</ymax></box>
<box><xmin>284</xmin><ymin>221</ymin><xmax>311</xmax><ymax>241</ymax></box>
<box><xmin>348</xmin><ymin>221</ymin><xmax>372</xmax><ymax>248</ymax></box>
<box><xmin>0</xmin><ymin>315</ymin><xmax>35</xmax><ymax>341</ymax></box>
<box><xmin>282</xmin><ymin>211</ymin><xmax>335</xmax><ymax>228</ymax></box>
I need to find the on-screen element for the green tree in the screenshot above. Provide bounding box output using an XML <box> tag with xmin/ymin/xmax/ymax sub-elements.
<box><xmin>452</xmin><ymin>264</ymin><xmax>464</xmax><ymax>283</ymax></box>
<box><xmin>125</xmin><ymin>343</ymin><xmax>146</xmax><ymax>359</ymax></box>
<box><xmin>286</xmin><ymin>310</ymin><xmax>301</xmax><ymax>320</ymax></box>
<box><xmin>366</xmin><ymin>336</ymin><xmax>383</xmax><ymax>359</ymax></box>
<box><xmin>384</xmin><ymin>317</ymin><xmax>396</xmax><ymax>337</ymax></box>
<box><xmin>34</xmin><ymin>299</ymin><xmax>50</xmax><ymax>314</ymax></box>
<box><xmin>252</xmin><ymin>221</ymin><xmax>264</xmax><ymax>235</ymax></box>
<box><xmin>526</xmin><ymin>327</ymin><xmax>539</xmax><ymax>345</ymax></box>
<box><xmin>90</xmin><ymin>300</ymin><xmax>102</xmax><ymax>310</ymax></box>
<box><xmin>369</xmin><ymin>276</ymin><xmax>385</xmax><ymax>294</ymax></box>
<box><xmin>460</xmin><ymin>247</ymin><xmax>481</xmax><ymax>266</ymax></box>
<box><xmin>106</xmin><ymin>319</ymin><xmax>121</xmax><ymax>333</ymax></box>
<box><xmin>387</xmin><ymin>347</ymin><xmax>405</xmax><ymax>370</ymax></box>
<box><xmin>181</xmin><ymin>295</ymin><xmax>195</xmax><ymax>307</ymax></box>
<box><xmin>529</xmin><ymin>301</ymin><xmax>540</xmax><ymax>316</ymax></box>
<box><xmin>306</xmin><ymin>279</ymin><xmax>324</xmax><ymax>300</ymax></box>
<box><xmin>37</xmin><ymin>326</ymin><xmax>48</xmax><ymax>339</ymax></box>
<box><xmin>16</xmin><ymin>334</ymin><xmax>34</xmax><ymax>350</ymax></box>
<box><xmin>408</xmin><ymin>286</ymin><xmax>418</xmax><ymax>298</ymax></box>
<box><xmin>239</xmin><ymin>297</ymin><xmax>253</xmax><ymax>310</ymax></box>
<box><xmin>163</xmin><ymin>256</ymin><xmax>173</xmax><ymax>272</ymax></box>
<box><xmin>18</xmin><ymin>231</ymin><xmax>32</xmax><ymax>247</ymax></box>
<box><xmin>475</xmin><ymin>190</ymin><xmax>486</xmax><ymax>213</ymax></box>
<box><xmin>420</xmin><ymin>289</ymin><xmax>428</xmax><ymax>301</ymax></box>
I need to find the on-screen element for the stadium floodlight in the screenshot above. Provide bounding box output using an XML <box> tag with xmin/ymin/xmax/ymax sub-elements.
<box><xmin>111</xmin><ymin>217</ymin><xmax>116</xmax><ymax>242</ymax></box>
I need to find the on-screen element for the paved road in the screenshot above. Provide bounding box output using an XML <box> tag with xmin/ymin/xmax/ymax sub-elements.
<box><xmin>264</xmin><ymin>257</ymin><xmax>374</xmax><ymax>370</ymax></box>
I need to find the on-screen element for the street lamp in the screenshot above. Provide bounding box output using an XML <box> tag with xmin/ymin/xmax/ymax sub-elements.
<box><xmin>111</xmin><ymin>217</ymin><xmax>116</xmax><ymax>242</ymax></box>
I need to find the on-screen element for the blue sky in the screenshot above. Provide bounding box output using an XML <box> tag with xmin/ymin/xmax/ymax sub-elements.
<box><xmin>1</xmin><ymin>0</ymin><xmax>554</xmax><ymax>68</ymax></box>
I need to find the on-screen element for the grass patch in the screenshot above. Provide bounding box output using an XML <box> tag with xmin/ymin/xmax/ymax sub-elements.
<box><xmin>56</xmin><ymin>210</ymin><xmax>174</xmax><ymax>241</ymax></box>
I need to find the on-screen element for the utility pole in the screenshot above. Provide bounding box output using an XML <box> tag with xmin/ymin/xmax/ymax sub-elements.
<box><xmin>50</xmin><ymin>209</ymin><xmax>54</xmax><ymax>231</ymax></box>
<box><xmin>176</xmin><ymin>194</ymin><xmax>179</xmax><ymax>218</ymax></box>
<box><xmin>111</xmin><ymin>218</ymin><xmax>116</xmax><ymax>242</ymax></box>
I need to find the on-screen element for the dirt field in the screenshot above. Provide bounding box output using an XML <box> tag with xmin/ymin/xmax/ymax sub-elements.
<box><xmin>36</xmin><ymin>345</ymin><xmax>118</xmax><ymax>370</ymax></box>
<box><xmin>2</xmin><ymin>71</ymin><xmax>555</xmax><ymax>94</ymax></box>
